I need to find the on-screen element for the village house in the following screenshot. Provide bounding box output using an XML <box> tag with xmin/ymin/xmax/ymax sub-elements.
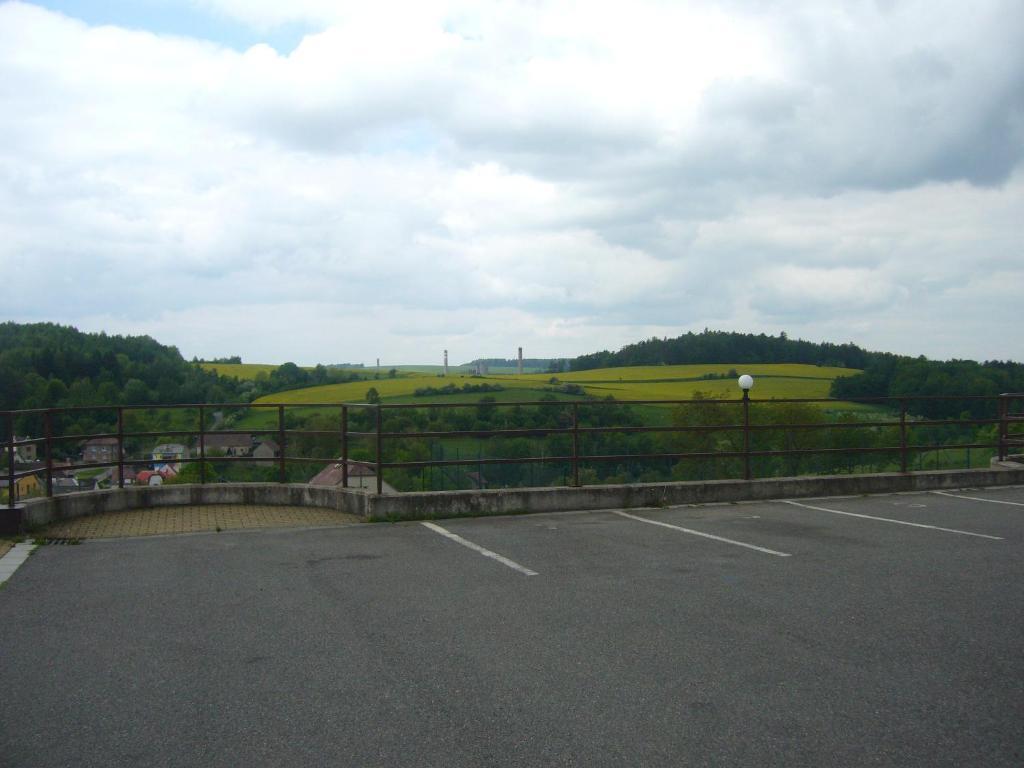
<box><xmin>203</xmin><ymin>433</ymin><xmax>252</xmax><ymax>457</ymax></box>
<box><xmin>1</xmin><ymin>473</ymin><xmax>42</xmax><ymax>501</ymax></box>
<box><xmin>251</xmin><ymin>439</ymin><xmax>280</xmax><ymax>460</ymax></box>
<box><xmin>51</xmin><ymin>477</ymin><xmax>82</xmax><ymax>495</ymax></box>
<box><xmin>2</xmin><ymin>436</ymin><xmax>39</xmax><ymax>463</ymax></box>
<box><xmin>151</xmin><ymin>443</ymin><xmax>189</xmax><ymax>463</ymax></box>
<box><xmin>309</xmin><ymin>460</ymin><xmax>395</xmax><ymax>492</ymax></box>
<box><xmin>82</xmin><ymin>437</ymin><xmax>119</xmax><ymax>463</ymax></box>
<box><xmin>108</xmin><ymin>465</ymin><xmax>139</xmax><ymax>486</ymax></box>
<box><xmin>136</xmin><ymin>465</ymin><xmax>176</xmax><ymax>486</ymax></box>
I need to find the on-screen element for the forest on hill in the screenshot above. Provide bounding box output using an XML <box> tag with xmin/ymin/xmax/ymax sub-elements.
<box><xmin>0</xmin><ymin>322</ymin><xmax>243</xmax><ymax>412</ymax></box>
<box><xmin>571</xmin><ymin>330</ymin><xmax>872</xmax><ymax>370</ymax></box>
<box><xmin>0</xmin><ymin>323</ymin><xmax>375</xmax><ymax>417</ymax></box>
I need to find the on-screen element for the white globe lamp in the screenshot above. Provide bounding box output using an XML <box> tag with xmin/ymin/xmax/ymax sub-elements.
<box><xmin>738</xmin><ymin>374</ymin><xmax>754</xmax><ymax>392</ymax></box>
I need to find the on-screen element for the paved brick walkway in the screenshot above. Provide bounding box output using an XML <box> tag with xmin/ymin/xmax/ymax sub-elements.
<box><xmin>38</xmin><ymin>505</ymin><xmax>361</xmax><ymax>539</ymax></box>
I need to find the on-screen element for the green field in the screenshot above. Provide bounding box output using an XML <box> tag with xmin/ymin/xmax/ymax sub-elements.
<box><xmin>249</xmin><ymin>363</ymin><xmax>860</xmax><ymax>405</ymax></box>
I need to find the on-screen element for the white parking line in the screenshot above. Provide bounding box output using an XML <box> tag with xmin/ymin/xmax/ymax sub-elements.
<box><xmin>0</xmin><ymin>543</ymin><xmax>37</xmax><ymax>585</ymax></box>
<box><xmin>931</xmin><ymin>491</ymin><xmax>1024</xmax><ymax>507</ymax></box>
<box><xmin>420</xmin><ymin>522</ymin><xmax>539</xmax><ymax>576</ymax></box>
<box><xmin>613</xmin><ymin>511</ymin><xmax>792</xmax><ymax>558</ymax></box>
<box><xmin>780</xmin><ymin>500</ymin><xmax>1003</xmax><ymax>540</ymax></box>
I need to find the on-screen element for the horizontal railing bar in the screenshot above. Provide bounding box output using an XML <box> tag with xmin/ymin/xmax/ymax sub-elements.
<box><xmin>198</xmin><ymin>455</ymin><xmax>341</xmax><ymax>465</ymax></box>
<box><xmin>47</xmin><ymin>431</ymin><xmax>118</xmax><ymax>443</ymax></box>
<box><xmin>382</xmin><ymin>442</ymin><xmax>1002</xmax><ymax>472</ymax></box>
<box><xmin>118</xmin><ymin>430</ymin><xmax>197</xmax><ymax>440</ymax></box>
<box><xmin>373</xmin><ymin>418</ymin><xmax>1004</xmax><ymax>441</ymax></box>
<box><xmin>8</xmin><ymin>437</ymin><xmax>47</xmax><ymax>447</ymax></box>
<box><xmin>41</xmin><ymin>461</ymin><xmax>118</xmax><ymax>472</ymax></box>
<box><xmin>197</xmin><ymin>429</ymin><xmax>271</xmax><ymax>437</ymax></box>
<box><xmin>382</xmin><ymin>456</ymin><xmax>573</xmax><ymax>469</ymax></box>
<box><xmin>380</xmin><ymin>427</ymin><xmax>574</xmax><ymax>440</ymax></box>
<box><xmin>579</xmin><ymin>424</ymin><xmax>741</xmax><ymax>435</ymax></box>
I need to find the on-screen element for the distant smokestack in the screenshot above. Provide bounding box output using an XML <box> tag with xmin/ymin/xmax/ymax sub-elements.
<box><xmin>376</xmin><ymin>358</ymin><xmax>380</xmax><ymax>375</ymax></box>
<box><xmin>443</xmin><ymin>350</ymin><xmax>448</xmax><ymax>376</ymax></box>
<box><xmin>517</xmin><ymin>347</ymin><xmax>523</xmax><ymax>375</ymax></box>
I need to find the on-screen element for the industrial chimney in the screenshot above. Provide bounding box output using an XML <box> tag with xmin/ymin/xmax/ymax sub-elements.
<box><xmin>443</xmin><ymin>350</ymin><xmax>448</xmax><ymax>376</ymax></box>
<box><xmin>517</xmin><ymin>347</ymin><xmax>523</xmax><ymax>375</ymax></box>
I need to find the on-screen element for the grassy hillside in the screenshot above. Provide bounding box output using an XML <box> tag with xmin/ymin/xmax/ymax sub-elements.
<box><xmin>252</xmin><ymin>363</ymin><xmax>859</xmax><ymax>405</ymax></box>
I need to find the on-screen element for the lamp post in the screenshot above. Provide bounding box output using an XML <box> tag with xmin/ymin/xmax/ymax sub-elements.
<box><xmin>738</xmin><ymin>375</ymin><xmax>754</xmax><ymax>481</ymax></box>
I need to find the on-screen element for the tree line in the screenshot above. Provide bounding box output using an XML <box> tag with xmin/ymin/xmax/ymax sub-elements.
<box><xmin>572</xmin><ymin>329</ymin><xmax>871</xmax><ymax>370</ymax></box>
<box><xmin>829</xmin><ymin>357</ymin><xmax>1024</xmax><ymax>419</ymax></box>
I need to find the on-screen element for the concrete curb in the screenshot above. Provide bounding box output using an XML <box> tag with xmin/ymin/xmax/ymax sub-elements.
<box><xmin>15</xmin><ymin>467</ymin><xmax>1024</xmax><ymax>527</ymax></box>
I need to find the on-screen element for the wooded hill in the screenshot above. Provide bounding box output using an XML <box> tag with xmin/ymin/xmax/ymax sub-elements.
<box><xmin>571</xmin><ymin>329</ymin><xmax>1024</xmax><ymax>419</ymax></box>
<box><xmin>572</xmin><ymin>330</ymin><xmax>871</xmax><ymax>370</ymax></box>
<box><xmin>0</xmin><ymin>322</ymin><xmax>243</xmax><ymax>412</ymax></box>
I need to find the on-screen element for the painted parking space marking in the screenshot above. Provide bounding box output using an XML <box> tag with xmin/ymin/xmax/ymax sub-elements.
<box><xmin>420</xmin><ymin>522</ymin><xmax>539</xmax><ymax>576</ymax></box>
<box><xmin>780</xmin><ymin>500</ymin><xmax>1003</xmax><ymax>540</ymax></box>
<box><xmin>0</xmin><ymin>543</ymin><xmax>37</xmax><ymax>585</ymax></box>
<box><xmin>613</xmin><ymin>511</ymin><xmax>792</xmax><ymax>558</ymax></box>
<box><xmin>931</xmin><ymin>491</ymin><xmax>1024</xmax><ymax>507</ymax></box>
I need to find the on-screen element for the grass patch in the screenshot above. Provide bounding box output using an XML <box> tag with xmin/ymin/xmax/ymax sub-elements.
<box><xmin>32</xmin><ymin>537</ymin><xmax>82</xmax><ymax>546</ymax></box>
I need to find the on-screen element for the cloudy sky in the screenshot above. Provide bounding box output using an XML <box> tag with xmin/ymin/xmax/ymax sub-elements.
<box><xmin>1</xmin><ymin>0</ymin><xmax>1021</xmax><ymax>366</ymax></box>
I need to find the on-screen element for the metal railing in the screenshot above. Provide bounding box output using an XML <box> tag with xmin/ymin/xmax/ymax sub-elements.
<box><xmin>4</xmin><ymin>394</ymin><xmax>1024</xmax><ymax>507</ymax></box>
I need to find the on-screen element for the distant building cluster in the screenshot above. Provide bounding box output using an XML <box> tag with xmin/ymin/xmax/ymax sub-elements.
<box><xmin>3</xmin><ymin>432</ymin><xmax>282</xmax><ymax>500</ymax></box>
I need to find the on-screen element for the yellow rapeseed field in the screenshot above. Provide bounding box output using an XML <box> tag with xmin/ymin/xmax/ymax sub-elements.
<box><xmin>251</xmin><ymin>363</ymin><xmax>859</xmax><ymax>404</ymax></box>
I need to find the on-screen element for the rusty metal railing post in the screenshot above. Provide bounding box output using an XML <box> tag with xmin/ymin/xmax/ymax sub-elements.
<box><xmin>899</xmin><ymin>399</ymin><xmax>908</xmax><ymax>473</ymax></box>
<box><xmin>198</xmin><ymin>405</ymin><xmax>206</xmax><ymax>485</ymax></box>
<box><xmin>572</xmin><ymin>403</ymin><xmax>580</xmax><ymax>487</ymax></box>
<box><xmin>278</xmin><ymin>405</ymin><xmax>286</xmax><ymax>484</ymax></box>
<box><xmin>341</xmin><ymin>405</ymin><xmax>349</xmax><ymax>488</ymax></box>
<box><xmin>44</xmin><ymin>410</ymin><xmax>53</xmax><ymax>497</ymax></box>
<box><xmin>998</xmin><ymin>394</ymin><xmax>1008</xmax><ymax>461</ymax></box>
<box><xmin>742</xmin><ymin>390</ymin><xmax>751</xmax><ymax>481</ymax></box>
<box><xmin>375</xmin><ymin>405</ymin><xmax>383</xmax><ymax>495</ymax></box>
<box><xmin>117</xmin><ymin>407</ymin><xmax>125</xmax><ymax>489</ymax></box>
<box><xmin>6</xmin><ymin>412</ymin><xmax>14</xmax><ymax>508</ymax></box>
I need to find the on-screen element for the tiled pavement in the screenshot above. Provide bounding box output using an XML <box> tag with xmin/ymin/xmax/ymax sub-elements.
<box><xmin>37</xmin><ymin>505</ymin><xmax>361</xmax><ymax>540</ymax></box>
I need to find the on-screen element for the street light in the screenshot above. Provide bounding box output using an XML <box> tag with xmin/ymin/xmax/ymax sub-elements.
<box><xmin>738</xmin><ymin>375</ymin><xmax>753</xmax><ymax>480</ymax></box>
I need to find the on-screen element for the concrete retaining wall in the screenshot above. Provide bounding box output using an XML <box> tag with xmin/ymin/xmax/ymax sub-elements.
<box><xmin>15</xmin><ymin>467</ymin><xmax>1024</xmax><ymax>529</ymax></box>
<box><xmin>20</xmin><ymin>483</ymin><xmax>369</xmax><ymax>529</ymax></box>
<box><xmin>361</xmin><ymin>468</ymin><xmax>1024</xmax><ymax>520</ymax></box>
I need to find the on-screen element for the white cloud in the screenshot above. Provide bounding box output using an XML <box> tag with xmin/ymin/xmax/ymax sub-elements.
<box><xmin>0</xmin><ymin>0</ymin><xmax>1022</xmax><ymax>365</ymax></box>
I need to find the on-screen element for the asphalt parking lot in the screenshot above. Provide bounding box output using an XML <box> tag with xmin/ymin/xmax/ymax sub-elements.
<box><xmin>2</xmin><ymin>486</ymin><xmax>1023</xmax><ymax>767</ymax></box>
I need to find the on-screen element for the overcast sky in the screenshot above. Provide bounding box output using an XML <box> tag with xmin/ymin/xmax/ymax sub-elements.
<box><xmin>1</xmin><ymin>0</ymin><xmax>1021</xmax><ymax>366</ymax></box>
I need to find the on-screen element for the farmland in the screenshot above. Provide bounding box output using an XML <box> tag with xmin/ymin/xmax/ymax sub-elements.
<box><xmin>250</xmin><ymin>363</ymin><xmax>859</xmax><ymax>405</ymax></box>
